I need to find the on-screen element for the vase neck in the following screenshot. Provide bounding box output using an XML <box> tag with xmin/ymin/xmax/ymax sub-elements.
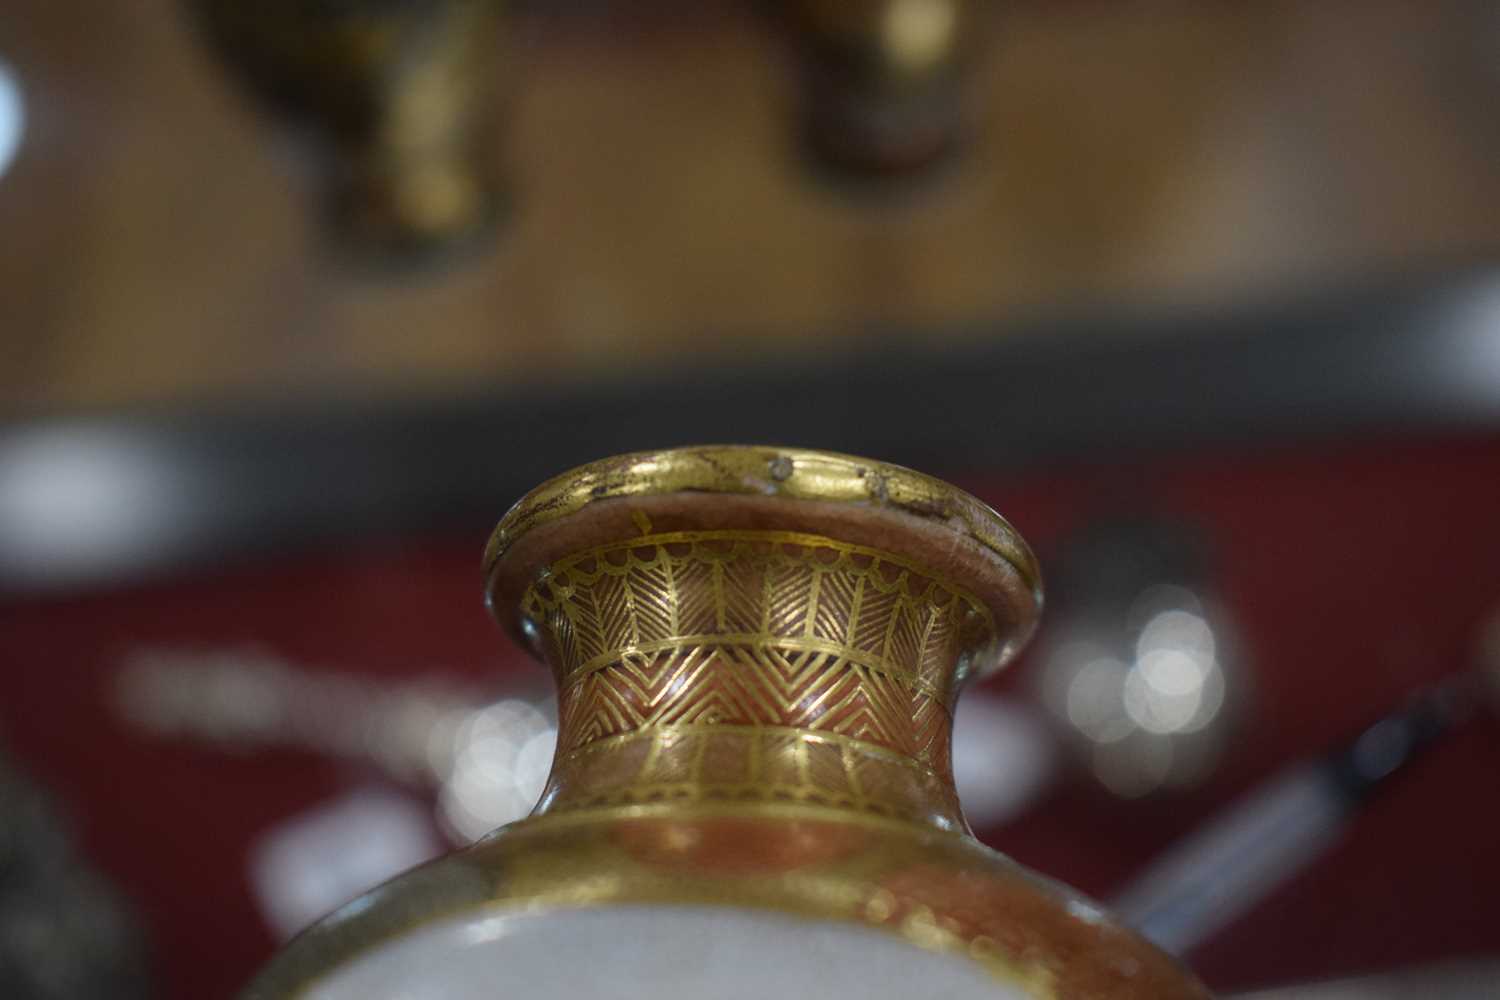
<box><xmin>520</xmin><ymin>529</ymin><xmax>996</xmax><ymax>832</ymax></box>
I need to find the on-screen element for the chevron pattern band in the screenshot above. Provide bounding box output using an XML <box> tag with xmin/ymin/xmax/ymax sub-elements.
<box><xmin>519</xmin><ymin>530</ymin><xmax>994</xmax><ymax>826</ymax></box>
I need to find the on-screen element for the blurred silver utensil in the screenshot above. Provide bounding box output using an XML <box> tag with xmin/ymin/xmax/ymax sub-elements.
<box><xmin>1112</xmin><ymin>674</ymin><xmax>1479</xmax><ymax>956</ymax></box>
<box><xmin>1111</xmin><ymin>602</ymin><xmax>1500</xmax><ymax>955</ymax></box>
<box><xmin>115</xmin><ymin>647</ymin><xmax>555</xmax><ymax>843</ymax></box>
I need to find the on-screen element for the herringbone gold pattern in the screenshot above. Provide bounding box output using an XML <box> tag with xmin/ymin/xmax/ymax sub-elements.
<box><xmin>520</xmin><ymin>531</ymin><xmax>993</xmax><ymax>823</ymax></box>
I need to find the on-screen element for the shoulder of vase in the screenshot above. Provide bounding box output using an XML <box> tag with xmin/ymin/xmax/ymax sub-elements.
<box><xmin>247</xmin><ymin>808</ymin><xmax>1204</xmax><ymax>1000</ymax></box>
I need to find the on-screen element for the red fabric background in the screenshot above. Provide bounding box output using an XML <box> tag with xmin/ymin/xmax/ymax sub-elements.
<box><xmin>3</xmin><ymin>434</ymin><xmax>1498</xmax><ymax>998</ymax></box>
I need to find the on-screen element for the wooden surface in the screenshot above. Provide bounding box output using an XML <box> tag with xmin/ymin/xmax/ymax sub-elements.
<box><xmin>1</xmin><ymin>0</ymin><xmax>1497</xmax><ymax>412</ymax></box>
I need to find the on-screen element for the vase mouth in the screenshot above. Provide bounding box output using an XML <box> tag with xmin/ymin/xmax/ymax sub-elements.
<box><xmin>484</xmin><ymin>445</ymin><xmax>1042</xmax><ymax>680</ymax></box>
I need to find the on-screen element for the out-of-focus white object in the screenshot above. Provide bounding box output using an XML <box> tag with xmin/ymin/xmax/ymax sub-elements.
<box><xmin>250</xmin><ymin>789</ymin><xmax>443</xmax><ymax>939</ymax></box>
<box><xmin>0</xmin><ymin>428</ymin><xmax>207</xmax><ymax>585</ymax></box>
<box><xmin>306</xmin><ymin>906</ymin><xmax>1030</xmax><ymax>1000</ymax></box>
<box><xmin>1038</xmin><ymin>582</ymin><xmax>1241</xmax><ymax>798</ymax></box>
<box><xmin>0</xmin><ymin>58</ymin><xmax>23</xmax><ymax>179</ymax></box>
<box><xmin>436</xmin><ymin>699</ymin><xmax>554</xmax><ymax>842</ymax></box>
<box><xmin>116</xmin><ymin>648</ymin><xmax>557</xmax><ymax>842</ymax></box>
<box><xmin>951</xmin><ymin>692</ymin><xmax>1057</xmax><ymax>827</ymax></box>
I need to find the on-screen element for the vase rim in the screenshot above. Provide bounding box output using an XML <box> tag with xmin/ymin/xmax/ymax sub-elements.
<box><xmin>483</xmin><ymin>445</ymin><xmax>1042</xmax><ymax>679</ymax></box>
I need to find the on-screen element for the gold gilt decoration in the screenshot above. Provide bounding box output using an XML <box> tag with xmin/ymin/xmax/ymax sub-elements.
<box><xmin>519</xmin><ymin>530</ymin><xmax>995</xmax><ymax>828</ymax></box>
<box><xmin>483</xmin><ymin>446</ymin><xmax>1042</xmax><ymax>616</ymax></box>
<box><xmin>245</xmin><ymin>449</ymin><xmax>1213</xmax><ymax>1000</ymax></box>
